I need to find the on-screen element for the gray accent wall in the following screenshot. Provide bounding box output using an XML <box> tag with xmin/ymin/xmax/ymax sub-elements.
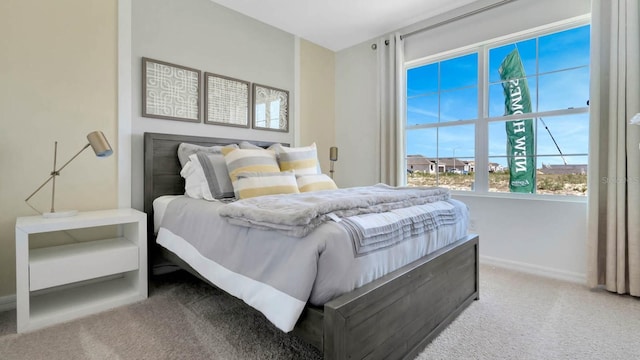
<box><xmin>131</xmin><ymin>0</ymin><xmax>295</xmax><ymax>210</ymax></box>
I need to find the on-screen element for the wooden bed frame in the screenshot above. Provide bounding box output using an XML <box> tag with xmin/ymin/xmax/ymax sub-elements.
<box><xmin>143</xmin><ymin>132</ymin><xmax>479</xmax><ymax>360</ymax></box>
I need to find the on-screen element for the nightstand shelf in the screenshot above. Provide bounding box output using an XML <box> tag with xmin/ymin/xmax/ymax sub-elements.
<box><xmin>15</xmin><ymin>209</ymin><xmax>147</xmax><ymax>333</ymax></box>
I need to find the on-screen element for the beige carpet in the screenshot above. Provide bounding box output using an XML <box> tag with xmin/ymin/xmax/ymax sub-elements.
<box><xmin>0</xmin><ymin>266</ymin><xmax>638</xmax><ymax>359</ymax></box>
<box><xmin>0</xmin><ymin>272</ymin><xmax>322</xmax><ymax>360</ymax></box>
<box><xmin>418</xmin><ymin>266</ymin><xmax>640</xmax><ymax>360</ymax></box>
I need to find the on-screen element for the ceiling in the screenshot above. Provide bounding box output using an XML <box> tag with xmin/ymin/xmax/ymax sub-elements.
<box><xmin>209</xmin><ymin>0</ymin><xmax>480</xmax><ymax>51</ymax></box>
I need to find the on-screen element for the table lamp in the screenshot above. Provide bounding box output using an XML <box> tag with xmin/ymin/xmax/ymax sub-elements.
<box><xmin>25</xmin><ymin>131</ymin><xmax>113</xmax><ymax>218</ymax></box>
<box><xmin>329</xmin><ymin>146</ymin><xmax>338</xmax><ymax>179</ymax></box>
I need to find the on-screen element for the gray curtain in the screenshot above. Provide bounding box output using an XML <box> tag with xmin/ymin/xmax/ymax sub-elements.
<box><xmin>587</xmin><ymin>0</ymin><xmax>640</xmax><ymax>296</ymax></box>
<box><xmin>376</xmin><ymin>33</ymin><xmax>403</xmax><ymax>186</ymax></box>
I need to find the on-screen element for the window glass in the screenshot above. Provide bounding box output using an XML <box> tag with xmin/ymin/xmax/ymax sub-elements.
<box><xmin>536</xmin><ymin>156</ymin><xmax>588</xmax><ymax>195</ymax></box>
<box><xmin>406</xmin><ymin>128</ymin><xmax>439</xmax><ymax>187</ymax></box>
<box><xmin>539</xmin><ymin>26</ymin><xmax>590</xmax><ymax>73</ymax></box>
<box><xmin>407</xmin><ymin>64</ymin><xmax>438</xmax><ymax>97</ymax></box>
<box><xmin>536</xmin><ymin>114</ymin><xmax>589</xmax><ymax>156</ymax></box>
<box><xmin>538</xmin><ymin>67</ymin><xmax>590</xmax><ymax>112</ymax></box>
<box><xmin>407</xmin><ymin>95</ymin><xmax>438</xmax><ymax>125</ymax></box>
<box><xmin>406</xmin><ymin>128</ymin><xmax>438</xmax><ymax>158</ymax></box>
<box><xmin>488</xmin><ymin>39</ymin><xmax>536</xmax><ymax>83</ymax></box>
<box><xmin>406</xmin><ymin>52</ymin><xmax>478</xmax><ymax>124</ymax></box>
<box><xmin>441</xmin><ymin>88</ymin><xmax>478</xmax><ymax>121</ymax></box>
<box><xmin>406</xmin><ymin>125</ymin><xmax>475</xmax><ymax>190</ymax></box>
<box><xmin>489</xmin><ymin>77</ymin><xmax>538</xmax><ymax>117</ymax></box>
<box><xmin>488</xmin><ymin>114</ymin><xmax>589</xmax><ymax>194</ymax></box>
<box><xmin>405</xmin><ymin>24</ymin><xmax>590</xmax><ymax>196</ymax></box>
<box><xmin>441</xmin><ymin>53</ymin><xmax>478</xmax><ymax>90</ymax></box>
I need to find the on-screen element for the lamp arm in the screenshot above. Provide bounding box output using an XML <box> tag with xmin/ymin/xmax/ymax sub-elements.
<box><xmin>55</xmin><ymin>143</ymin><xmax>91</xmax><ymax>174</ymax></box>
<box><xmin>24</xmin><ymin>143</ymin><xmax>91</xmax><ymax>211</ymax></box>
<box><xmin>25</xmin><ymin>174</ymin><xmax>56</xmax><ymax>202</ymax></box>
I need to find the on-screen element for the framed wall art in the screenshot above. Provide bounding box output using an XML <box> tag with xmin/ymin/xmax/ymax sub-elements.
<box><xmin>252</xmin><ymin>83</ymin><xmax>289</xmax><ymax>132</ymax></box>
<box><xmin>204</xmin><ymin>72</ymin><xmax>250</xmax><ymax>128</ymax></box>
<box><xmin>142</xmin><ymin>57</ymin><xmax>201</xmax><ymax>122</ymax></box>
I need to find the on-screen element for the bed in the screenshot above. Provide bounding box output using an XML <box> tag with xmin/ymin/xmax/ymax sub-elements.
<box><xmin>143</xmin><ymin>132</ymin><xmax>479</xmax><ymax>360</ymax></box>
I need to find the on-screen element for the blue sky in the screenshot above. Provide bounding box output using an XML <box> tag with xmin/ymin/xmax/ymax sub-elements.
<box><xmin>406</xmin><ymin>24</ymin><xmax>590</xmax><ymax>168</ymax></box>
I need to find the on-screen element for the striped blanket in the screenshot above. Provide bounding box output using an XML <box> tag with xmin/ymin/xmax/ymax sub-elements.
<box><xmin>340</xmin><ymin>199</ymin><xmax>466</xmax><ymax>256</ymax></box>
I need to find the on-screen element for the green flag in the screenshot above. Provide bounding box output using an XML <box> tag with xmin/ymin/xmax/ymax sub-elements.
<box><xmin>498</xmin><ymin>49</ymin><xmax>535</xmax><ymax>193</ymax></box>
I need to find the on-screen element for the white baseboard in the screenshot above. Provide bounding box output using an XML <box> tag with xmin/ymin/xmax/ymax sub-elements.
<box><xmin>480</xmin><ymin>255</ymin><xmax>586</xmax><ymax>284</ymax></box>
<box><xmin>0</xmin><ymin>294</ymin><xmax>16</xmax><ymax>312</ymax></box>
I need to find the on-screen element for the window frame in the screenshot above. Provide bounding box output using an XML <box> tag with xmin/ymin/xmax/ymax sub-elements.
<box><xmin>401</xmin><ymin>16</ymin><xmax>591</xmax><ymax>199</ymax></box>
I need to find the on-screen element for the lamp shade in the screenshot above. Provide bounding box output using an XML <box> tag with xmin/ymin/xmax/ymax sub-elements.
<box><xmin>329</xmin><ymin>146</ymin><xmax>338</xmax><ymax>161</ymax></box>
<box><xmin>87</xmin><ymin>131</ymin><xmax>113</xmax><ymax>157</ymax></box>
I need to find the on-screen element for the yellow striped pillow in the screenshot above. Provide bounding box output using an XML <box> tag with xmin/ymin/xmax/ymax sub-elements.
<box><xmin>221</xmin><ymin>148</ymin><xmax>280</xmax><ymax>183</ymax></box>
<box><xmin>235</xmin><ymin>171</ymin><xmax>299</xmax><ymax>199</ymax></box>
<box><xmin>296</xmin><ymin>174</ymin><xmax>338</xmax><ymax>192</ymax></box>
<box><xmin>270</xmin><ymin>143</ymin><xmax>320</xmax><ymax>175</ymax></box>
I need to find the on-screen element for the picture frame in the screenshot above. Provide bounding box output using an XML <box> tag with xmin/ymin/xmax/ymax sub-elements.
<box><xmin>204</xmin><ymin>72</ymin><xmax>250</xmax><ymax>128</ymax></box>
<box><xmin>142</xmin><ymin>57</ymin><xmax>201</xmax><ymax>122</ymax></box>
<box><xmin>252</xmin><ymin>83</ymin><xmax>289</xmax><ymax>132</ymax></box>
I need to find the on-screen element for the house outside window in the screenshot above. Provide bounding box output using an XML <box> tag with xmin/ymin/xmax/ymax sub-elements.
<box><xmin>404</xmin><ymin>22</ymin><xmax>590</xmax><ymax>196</ymax></box>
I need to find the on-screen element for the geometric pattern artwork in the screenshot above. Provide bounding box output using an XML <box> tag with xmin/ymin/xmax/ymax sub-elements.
<box><xmin>252</xmin><ymin>83</ymin><xmax>289</xmax><ymax>132</ymax></box>
<box><xmin>204</xmin><ymin>72</ymin><xmax>250</xmax><ymax>128</ymax></box>
<box><xmin>142</xmin><ymin>57</ymin><xmax>200</xmax><ymax>122</ymax></box>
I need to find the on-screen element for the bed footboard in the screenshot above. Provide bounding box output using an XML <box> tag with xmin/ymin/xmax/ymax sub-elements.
<box><xmin>296</xmin><ymin>234</ymin><xmax>479</xmax><ymax>360</ymax></box>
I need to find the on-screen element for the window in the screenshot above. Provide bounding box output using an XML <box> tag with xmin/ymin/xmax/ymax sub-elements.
<box><xmin>404</xmin><ymin>23</ymin><xmax>590</xmax><ymax>196</ymax></box>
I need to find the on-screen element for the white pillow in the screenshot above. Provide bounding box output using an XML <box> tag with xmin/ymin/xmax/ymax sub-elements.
<box><xmin>180</xmin><ymin>160</ymin><xmax>205</xmax><ymax>199</ymax></box>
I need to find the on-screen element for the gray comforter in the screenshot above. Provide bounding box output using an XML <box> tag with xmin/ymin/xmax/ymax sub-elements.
<box><xmin>155</xmin><ymin>186</ymin><xmax>468</xmax><ymax>332</ymax></box>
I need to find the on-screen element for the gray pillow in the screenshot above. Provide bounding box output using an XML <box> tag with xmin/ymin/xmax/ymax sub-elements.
<box><xmin>195</xmin><ymin>152</ymin><xmax>235</xmax><ymax>199</ymax></box>
<box><xmin>177</xmin><ymin>142</ymin><xmax>238</xmax><ymax>168</ymax></box>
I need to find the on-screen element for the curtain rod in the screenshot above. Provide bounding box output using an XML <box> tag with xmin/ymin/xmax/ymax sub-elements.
<box><xmin>400</xmin><ymin>0</ymin><xmax>514</xmax><ymax>40</ymax></box>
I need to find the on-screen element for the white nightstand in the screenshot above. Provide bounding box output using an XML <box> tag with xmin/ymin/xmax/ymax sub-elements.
<box><xmin>15</xmin><ymin>208</ymin><xmax>147</xmax><ymax>333</ymax></box>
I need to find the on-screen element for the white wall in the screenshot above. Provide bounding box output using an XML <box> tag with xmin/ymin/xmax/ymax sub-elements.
<box><xmin>334</xmin><ymin>41</ymin><xmax>379</xmax><ymax>188</ymax></box>
<box><xmin>334</xmin><ymin>0</ymin><xmax>591</xmax><ymax>282</ymax></box>
<box><xmin>457</xmin><ymin>194</ymin><xmax>587</xmax><ymax>282</ymax></box>
<box><xmin>130</xmin><ymin>0</ymin><xmax>296</xmax><ymax>210</ymax></box>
